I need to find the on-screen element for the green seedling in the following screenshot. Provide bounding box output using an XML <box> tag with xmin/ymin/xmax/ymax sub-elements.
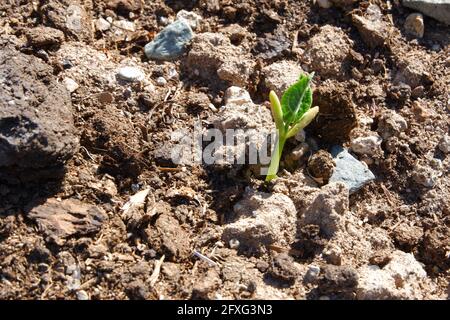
<box><xmin>265</xmin><ymin>73</ymin><xmax>319</xmax><ymax>182</ymax></box>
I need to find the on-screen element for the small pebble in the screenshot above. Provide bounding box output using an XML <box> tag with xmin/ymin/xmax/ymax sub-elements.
<box><xmin>117</xmin><ymin>66</ymin><xmax>145</xmax><ymax>82</ymax></box>
<box><xmin>113</xmin><ymin>20</ymin><xmax>136</xmax><ymax>32</ymax></box>
<box><xmin>229</xmin><ymin>239</ymin><xmax>240</xmax><ymax>249</ymax></box>
<box><xmin>76</xmin><ymin>290</ymin><xmax>89</xmax><ymax>300</ymax></box>
<box><xmin>404</xmin><ymin>13</ymin><xmax>424</xmax><ymax>38</ymax></box>
<box><xmin>62</xmin><ymin>77</ymin><xmax>79</xmax><ymax>93</ymax></box>
<box><xmin>304</xmin><ymin>265</ymin><xmax>321</xmax><ymax>283</ymax></box>
<box><xmin>95</xmin><ymin>18</ymin><xmax>111</xmax><ymax>31</ymax></box>
<box><xmin>156</xmin><ymin>76</ymin><xmax>167</xmax><ymax>86</ymax></box>
<box><xmin>176</xmin><ymin>10</ymin><xmax>202</xmax><ymax>30</ymax></box>
<box><xmin>167</xmin><ymin>67</ymin><xmax>178</xmax><ymax>79</ymax></box>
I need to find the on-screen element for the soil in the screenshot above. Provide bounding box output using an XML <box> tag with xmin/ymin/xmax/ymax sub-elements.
<box><xmin>0</xmin><ymin>0</ymin><xmax>448</xmax><ymax>300</ymax></box>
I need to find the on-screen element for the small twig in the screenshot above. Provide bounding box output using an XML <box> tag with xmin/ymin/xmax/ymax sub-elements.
<box><xmin>149</xmin><ymin>255</ymin><xmax>165</xmax><ymax>287</ymax></box>
<box><xmin>193</xmin><ymin>250</ymin><xmax>217</xmax><ymax>267</ymax></box>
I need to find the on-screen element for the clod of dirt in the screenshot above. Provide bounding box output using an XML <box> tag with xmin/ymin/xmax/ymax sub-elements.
<box><xmin>421</xmin><ymin>226</ymin><xmax>450</xmax><ymax>271</ymax></box>
<box><xmin>268</xmin><ymin>253</ymin><xmax>299</xmax><ymax>284</ymax></box>
<box><xmin>187</xmin><ymin>33</ymin><xmax>256</xmax><ymax>87</ymax></box>
<box><xmin>261</xmin><ymin>60</ymin><xmax>303</xmax><ymax>97</ymax></box>
<box><xmin>303</xmin><ymin>25</ymin><xmax>354</xmax><ymax>79</ymax></box>
<box><xmin>307</xmin><ymin>150</ymin><xmax>335</xmax><ymax>183</ymax></box>
<box><xmin>222</xmin><ymin>189</ymin><xmax>297</xmax><ymax>253</ymax></box>
<box><xmin>356</xmin><ymin>250</ymin><xmax>434</xmax><ymax>299</ymax></box>
<box><xmin>40</xmin><ymin>0</ymin><xmax>93</xmax><ymax>42</ymax></box>
<box><xmin>352</xmin><ymin>4</ymin><xmax>392</xmax><ymax>48</ymax></box>
<box><xmin>317</xmin><ymin>265</ymin><xmax>358</xmax><ymax>298</ymax></box>
<box><xmin>307</xmin><ymin>79</ymin><xmax>357</xmax><ymax>143</ymax></box>
<box><xmin>392</xmin><ymin>223</ymin><xmax>424</xmax><ymax>249</ymax></box>
<box><xmin>25</xmin><ymin>26</ymin><xmax>65</xmax><ymax>48</ymax></box>
<box><xmin>145</xmin><ymin>213</ymin><xmax>191</xmax><ymax>261</ymax></box>
<box><xmin>191</xmin><ymin>268</ymin><xmax>222</xmax><ymax>299</ymax></box>
<box><xmin>377</xmin><ymin>110</ymin><xmax>408</xmax><ymax>139</ymax></box>
<box><xmin>404</xmin><ymin>13</ymin><xmax>425</xmax><ymax>38</ymax></box>
<box><xmin>56</xmin><ymin>43</ymin><xmax>117</xmax><ymax>87</ymax></box>
<box><xmin>144</xmin><ymin>20</ymin><xmax>194</xmax><ymax>61</ymax></box>
<box><xmin>0</xmin><ymin>41</ymin><xmax>78</xmax><ymax>178</ymax></box>
<box><xmin>27</xmin><ymin>198</ymin><xmax>106</xmax><ymax>245</ymax></box>
<box><xmin>210</xmin><ymin>87</ymin><xmax>274</xmax><ymax>170</ymax></box>
<box><xmin>388</xmin><ymin>83</ymin><xmax>411</xmax><ymax>105</ymax></box>
<box><xmin>411</xmin><ymin>163</ymin><xmax>438</xmax><ymax>188</ymax></box>
<box><xmin>329</xmin><ymin>146</ymin><xmax>375</xmax><ymax>194</ymax></box>
<box><xmin>301</xmin><ymin>182</ymin><xmax>349</xmax><ymax>238</ymax></box>
<box><xmin>393</xmin><ymin>50</ymin><xmax>431</xmax><ymax>89</ymax></box>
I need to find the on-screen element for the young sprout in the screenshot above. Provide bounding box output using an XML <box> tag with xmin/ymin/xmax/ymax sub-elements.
<box><xmin>266</xmin><ymin>73</ymin><xmax>319</xmax><ymax>182</ymax></box>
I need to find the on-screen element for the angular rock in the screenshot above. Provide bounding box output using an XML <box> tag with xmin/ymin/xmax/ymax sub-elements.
<box><xmin>27</xmin><ymin>199</ymin><xmax>106</xmax><ymax>244</ymax></box>
<box><xmin>329</xmin><ymin>146</ymin><xmax>375</xmax><ymax>194</ymax></box>
<box><xmin>0</xmin><ymin>42</ymin><xmax>78</xmax><ymax>177</ymax></box>
<box><xmin>222</xmin><ymin>190</ymin><xmax>297</xmax><ymax>252</ymax></box>
<box><xmin>393</xmin><ymin>50</ymin><xmax>430</xmax><ymax>88</ymax></box>
<box><xmin>176</xmin><ymin>10</ymin><xmax>202</xmax><ymax>30</ymax></box>
<box><xmin>144</xmin><ymin>20</ymin><xmax>193</xmax><ymax>61</ymax></box>
<box><xmin>350</xmin><ymin>134</ymin><xmax>383</xmax><ymax>157</ymax></box>
<box><xmin>262</xmin><ymin>60</ymin><xmax>303</xmax><ymax>97</ymax></box>
<box><xmin>352</xmin><ymin>4</ymin><xmax>392</xmax><ymax>48</ymax></box>
<box><xmin>402</xmin><ymin>0</ymin><xmax>450</xmax><ymax>25</ymax></box>
<box><xmin>377</xmin><ymin>110</ymin><xmax>408</xmax><ymax>139</ymax></box>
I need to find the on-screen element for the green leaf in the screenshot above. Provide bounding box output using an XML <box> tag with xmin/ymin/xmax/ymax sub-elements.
<box><xmin>281</xmin><ymin>73</ymin><xmax>314</xmax><ymax>126</ymax></box>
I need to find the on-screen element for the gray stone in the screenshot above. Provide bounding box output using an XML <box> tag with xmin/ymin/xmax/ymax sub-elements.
<box><xmin>144</xmin><ymin>20</ymin><xmax>193</xmax><ymax>61</ymax></box>
<box><xmin>329</xmin><ymin>146</ymin><xmax>375</xmax><ymax>193</ymax></box>
<box><xmin>402</xmin><ymin>0</ymin><xmax>450</xmax><ymax>25</ymax></box>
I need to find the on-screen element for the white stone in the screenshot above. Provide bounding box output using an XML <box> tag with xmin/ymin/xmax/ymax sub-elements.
<box><xmin>304</xmin><ymin>265</ymin><xmax>321</xmax><ymax>283</ymax></box>
<box><xmin>156</xmin><ymin>76</ymin><xmax>167</xmax><ymax>86</ymax></box>
<box><xmin>113</xmin><ymin>20</ymin><xmax>136</xmax><ymax>32</ymax></box>
<box><xmin>176</xmin><ymin>10</ymin><xmax>202</xmax><ymax>30</ymax></box>
<box><xmin>95</xmin><ymin>17</ymin><xmax>111</xmax><ymax>31</ymax></box>
<box><xmin>223</xmin><ymin>86</ymin><xmax>252</xmax><ymax>105</ymax></box>
<box><xmin>117</xmin><ymin>66</ymin><xmax>145</xmax><ymax>82</ymax></box>
<box><xmin>350</xmin><ymin>134</ymin><xmax>382</xmax><ymax>156</ymax></box>
<box><xmin>62</xmin><ymin>77</ymin><xmax>79</xmax><ymax>93</ymax></box>
<box><xmin>76</xmin><ymin>290</ymin><xmax>89</xmax><ymax>300</ymax></box>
